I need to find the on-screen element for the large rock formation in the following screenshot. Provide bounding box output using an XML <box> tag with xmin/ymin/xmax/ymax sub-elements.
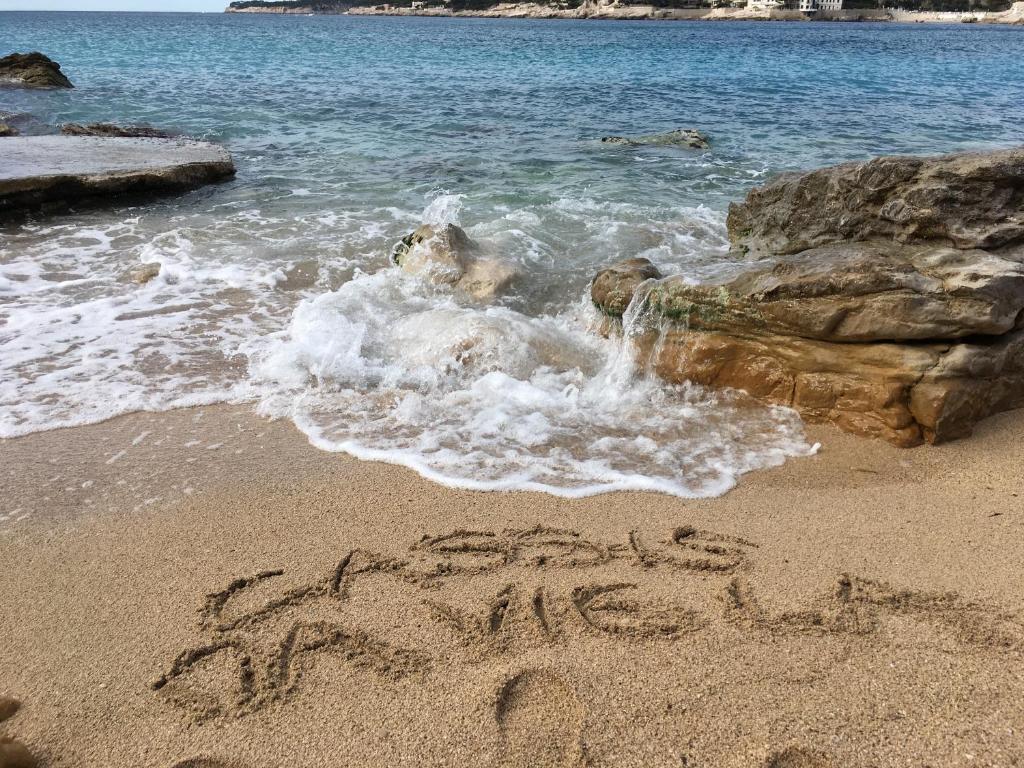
<box><xmin>727</xmin><ymin>147</ymin><xmax>1024</xmax><ymax>258</ymax></box>
<box><xmin>0</xmin><ymin>52</ymin><xmax>73</xmax><ymax>88</ymax></box>
<box><xmin>592</xmin><ymin>146</ymin><xmax>1024</xmax><ymax>446</ymax></box>
<box><xmin>0</xmin><ymin>136</ymin><xmax>235</xmax><ymax>220</ymax></box>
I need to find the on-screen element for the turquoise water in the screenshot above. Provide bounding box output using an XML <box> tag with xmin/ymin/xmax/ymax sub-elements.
<box><xmin>2</xmin><ymin>12</ymin><xmax>1023</xmax><ymax>495</ymax></box>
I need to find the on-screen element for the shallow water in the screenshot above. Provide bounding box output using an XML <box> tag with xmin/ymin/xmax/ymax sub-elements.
<box><xmin>2</xmin><ymin>12</ymin><xmax>1023</xmax><ymax>495</ymax></box>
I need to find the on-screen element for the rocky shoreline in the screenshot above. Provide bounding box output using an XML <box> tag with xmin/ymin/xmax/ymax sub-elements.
<box><xmin>226</xmin><ymin>0</ymin><xmax>1024</xmax><ymax>24</ymax></box>
<box><xmin>591</xmin><ymin>146</ymin><xmax>1024</xmax><ymax>447</ymax></box>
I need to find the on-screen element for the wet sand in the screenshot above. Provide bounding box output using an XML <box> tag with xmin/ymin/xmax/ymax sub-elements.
<box><xmin>0</xmin><ymin>404</ymin><xmax>1022</xmax><ymax>768</ymax></box>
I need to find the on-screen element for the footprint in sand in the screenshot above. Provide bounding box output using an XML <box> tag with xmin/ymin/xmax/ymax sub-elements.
<box><xmin>495</xmin><ymin>669</ymin><xmax>587</xmax><ymax>768</ymax></box>
<box><xmin>169</xmin><ymin>758</ymin><xmax>240</xmax><ymax>768</ymax></box>
<box><xmin>763</xmin><ymin>746</ymin><xmax>833</xmax><ymax>768</ymax></box>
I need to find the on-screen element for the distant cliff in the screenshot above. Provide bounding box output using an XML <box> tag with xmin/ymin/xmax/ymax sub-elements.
<box><xmin>225</xmin><ymin>0</ymin><xmax>1020</xmax><ymax>17</ymax></box>
<box><xmin>226</xmin><ymin>0</ymin><xmax>352</xmax><ymax>12</ymax></box>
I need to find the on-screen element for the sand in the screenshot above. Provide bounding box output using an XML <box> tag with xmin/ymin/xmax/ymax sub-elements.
<box><xmin>0</xmin><ymin>404</ymin><xmax>1022</xmax><ymax>768</ymax></box>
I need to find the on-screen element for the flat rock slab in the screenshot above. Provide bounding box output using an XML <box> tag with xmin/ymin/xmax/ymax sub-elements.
<box><xmin>0</xmin><ymin>136</ymin><xmax>235</xmax><ymax>218</ymax></box>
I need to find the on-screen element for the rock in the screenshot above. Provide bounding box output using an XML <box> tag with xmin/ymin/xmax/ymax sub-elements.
<box><xmin>727</xmin><ymin>146</ymin><xmax>1024</xmax><ymax>257</ymax></box>
<box><xmin>0</xmin><ymin>136</ymin><xmax>235</xmax><ymax>221</ymax></box>
<box><xmin>0</xmin><ymin>737</ymin><xmax>36</xmax><ymax>768</ymax></box>
<box><xmin>60</xmin><ymin>123</ymin><xmax>176</xmax><ymax>139</ymax></box>
<box><xmin>0</xmin><ymin>52</ymin><xmax>73</xmax><ymax>89</ymax></box>
<box><xmin>591</xmin><ymin>257</ymin><xmax>663</xmax><ymax>316</ymax></box>
<box><xmin>0</xmin><ymin>697</ymin><xmax>19</xmax><ymax>723</ymax></box>
<box><xmin>393</xmin><ymin>223</ymin><xmax>519</xmax><ymax>300</ymax></box>
<box><xmin>601</xmin><ymin>129</ymin><xmax>710</xmax><ymax>150</ymax></box>
<box><xmin>628</xmin><ymin>242</ymin><xmax>1024</xmax><ymax>342</ymax></box>
<box><xmin>393</xmin><ymin>223</ymin><xmax>474</xmax><ymax>284</ymax></box>
<box><xmin>0</xmin><ymin>124</ymin><xmax>18</xmax><ymax>138</ymax></box>
<box><xmin>126</xmin><ymin>262</ymin><xmax>161</xmax><ymax>285</ymax></box>
<box><xmin>459</xmin><ymin>257</ymin><xmax>519</xmax><ymax>301</ymax></box>
<box><xmin>591</xmin><ymin>146</ymin><xmax>1024</xmax><ymax>447</ymax></box>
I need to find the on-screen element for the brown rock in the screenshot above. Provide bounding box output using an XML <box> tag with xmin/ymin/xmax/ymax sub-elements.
<box><xmin>630</xmin><ymin>319</ymin><xmax>1024</xmax><ymax>447</ymax></box>
<box><xmin>0</xmin><ymin>737</ymin><xmax>36</xmax><ymax>768</ymax></box>
<box><xmin>635</xmin><ymin>242</ymin><xmax>1024</xmax><ymax>342</ymax></box>
<box><xmin>591</xmin><ymin>257</ymin><xmax>663</xmax><ymax>317</ymax></box>
<box><xmin>591</xmin><ymin>145</ymin><xmax>1024</xmax><ymax>446</ymax></box>
<box><xmin>727</xmin><ymin>146</ymin><xmax>1024</xmax><ymax>257</ymax></box>
<box><xmin>0</xmin><ymin>52</ymin><xmax>73</xmax><ymax>89</ymax></box>
<box><xmin>60</xmin><ymin>123</ymin><xmax>175</xmax><ymax>139</ymax></box>
<box><xmin>0</xmin><ymin>696</ymin><xmax>19</xmax><ymax>722</ymax></box>
<box><xmin>0</xmin><ymin>124</ymin><xmax>18</xmax><ymax>138</ymax></box>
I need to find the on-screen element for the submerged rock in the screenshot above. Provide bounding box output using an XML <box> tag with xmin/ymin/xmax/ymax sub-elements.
<box><xmin>60</xmin><ymin>123</ymin><xmax>176</xmax><ymax>139</ymax></box>
<box><xmin>727</xmin><ymin>146</ymin><xmax>1024</xmax><ymax>258</ymax></box>
<box><xmin>592</xmin><ymin>146</ymin><xmax>1024</xmax><ymax>447</ymax></box>
<box><xmin>601</xmin><ymin>129</ymin><xmax>710</xmax><ymax>150</ymax></box>
<box><xmin>0</xmin><ymin>124</ymin><xmax>18</xmax><ymax>137</ymax></box>
<box><xmin>0</xmin><ymin>52</ymin><xmax>73</xmax><ymax>89</ymax></box>
<box><xmin>393</xmin><ymin>223</ymin><xmax>519</xmax><ymax>301</ymax></box>
<box><xmin>0</xmin><ymin>136</ymin><xmax>235</xmax><ymax>220</ymax></box>
<box><xmin>126</xmin><ymin>262</ymin><xmax>162</xmax><ymax>285</ymax></box>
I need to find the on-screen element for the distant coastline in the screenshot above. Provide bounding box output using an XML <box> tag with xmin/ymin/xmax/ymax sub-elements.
<box><xmin>225</xmin><ymin>0</ymin><xmax>1024</xmax><ymax>23</ymax></box>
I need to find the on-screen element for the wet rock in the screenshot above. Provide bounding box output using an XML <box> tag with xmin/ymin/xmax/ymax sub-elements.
<box><xmin>126</xmin><ymin>262</ymin><xmax>162</xmax><ymax>285</ymax></box>
<box><xmin>393</xmin><ymin>223</ymin><xmax>519</xmax><ymax>301</ymax></box>
<box><xmin>591</xmin><ymin>257</ymin><xmax>663</xmax><ymax>316</ymax></box>
<box><xmin>459</xmin><ymin>257</ymin><xmax>519</xmax><ymax>302</ymax></box>
<box><xmin>591</xmin><ymin>146</ymin><xmax>1024</xmax><ymax>447</ymax></box>
<box><xmin>0</xmin><ymin>697</ymin><xmax>19</xmax><ymax>722</ymax></box>
<box><xmin>0</xmin><ymin>52</ymin><xmax>73</xmax><ymax>89</ymax></box>
<box><xmin>61</xmin><ymin>123</ymin><xmax>176</xmax><ymax>139</ymax></box>
<box><xmin>0</xmin><ymin>136</ymin><xmax>235</xmax><ymax>221</ymax></box>
<box><xmin>0</xmin><ymin>737</ymin><xmax>36</xmax><ymax>768</ymax></box>
<box><xmin>393</xmin><ymin>223</ymin><xmax>475</xmax><ymax>284</ymax></box>
<box><xmin>728</xmin><ymin>146</ymin><xmax>1024</xmax><ymax>258</ymax></box>
<box><xmin>631</xmin><ymin>242</ymin><xmax>1024</xmax><ymax>342</ymax></box>
<box><xmin>0</xmin><ymin>124</ymin><xmax>17</xmax><ymax>137</ymax></box>
<box><xmin>601</xmin><ymin>129</ymin><xmax>710</xmax><ymax>150</ymax></box>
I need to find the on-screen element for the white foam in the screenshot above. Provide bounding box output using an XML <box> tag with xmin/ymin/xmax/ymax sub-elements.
<box><xmin>1</xmin><ymin>194</ymin><xmax>817</xmax><ymax>498</ymax></box>
<box><xmin>247</xmin><ymin>262</ymin><xmax>815</xmax><ymax>498</ymax></box>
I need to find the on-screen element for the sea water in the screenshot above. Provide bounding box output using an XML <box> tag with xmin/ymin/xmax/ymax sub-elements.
<box><xmin>2</xmin><ymin>12</ymin><xmax>1023</xmax><ymax>496</ymax></box>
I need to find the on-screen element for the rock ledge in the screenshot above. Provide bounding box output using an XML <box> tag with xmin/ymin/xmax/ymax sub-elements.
<box><xmin>0</xmin><ymin>136</ymin><xmax>235</xmax><ymax>219</ymax></box>
<box><xmin>592</xmin><ymin>146</ymin><xmax>1024</xmax><ymax>446</ymax></box>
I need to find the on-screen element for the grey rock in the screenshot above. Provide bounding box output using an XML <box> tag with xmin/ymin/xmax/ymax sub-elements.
<box><xmin>728</xmin><ymin>146</ymin><xmax>1024</xmax><ymax>257</ymax></box>
<box><xmin>601</xmin><ymin>129</ymin><xmax>710</xmax><ymax>150</ymax></box>
<box><xmin>0</xmin><ymin>136</ymin><xmax>235</xmax><ymax>220</ymax></box>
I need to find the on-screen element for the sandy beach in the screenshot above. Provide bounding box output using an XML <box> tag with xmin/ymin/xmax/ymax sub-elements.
<box><xmin>1</xmin><ymin>405</ymin><xmax>1022</xmax><ymax>767</ymax></box>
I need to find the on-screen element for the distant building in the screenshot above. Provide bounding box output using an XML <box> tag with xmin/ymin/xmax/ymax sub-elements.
<box><xmin>747</xmin><ymin>0</ymin><xmax>782</xmax><ymax>9</ymax></box>
<box><xmin>783</xmin><ymin>0</ymin><xmax>843</xmax><ymax>10</ymax></box>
